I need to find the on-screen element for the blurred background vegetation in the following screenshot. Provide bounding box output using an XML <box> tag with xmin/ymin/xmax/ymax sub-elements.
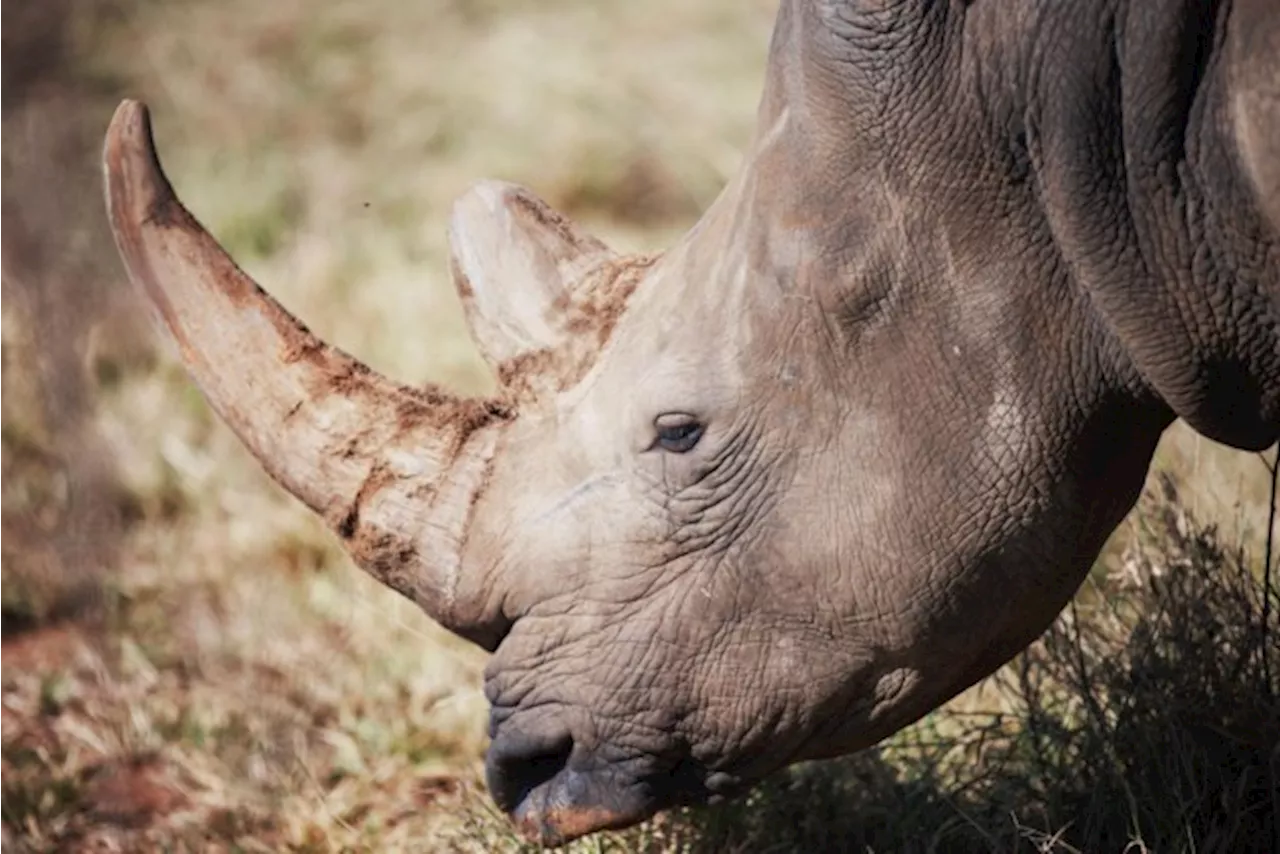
<box><xmin>2</xmin><ymin>1</ymin><xmax>1276</xmax><ymax>851</ymax></box>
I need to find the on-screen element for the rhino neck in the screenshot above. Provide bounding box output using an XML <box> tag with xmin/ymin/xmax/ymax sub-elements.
<box><xmin>699</xmin><ymin>0</ymin><xmax>1277</xmax><ymax>456</ymax></box>
<box><xmin>1023</xmin><ymin>0</ymin><xmax>1280</xmax><ymax>451</ymax></box>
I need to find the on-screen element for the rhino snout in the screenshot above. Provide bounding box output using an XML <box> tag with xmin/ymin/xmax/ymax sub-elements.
<box><xmin>485</xmin><ymin>727</ymin><xmax>650</xmax><ymax>846</ymax></box>
<box><xmin>484</xmin><ymin>715</ymin><xmax>733</xmax><ymax>846</ymax></box>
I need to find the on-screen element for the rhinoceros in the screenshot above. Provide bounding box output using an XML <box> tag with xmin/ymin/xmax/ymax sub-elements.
<box><xmin>103</xmin><ymin>0</ymin><xmax>1277</xmax><ymax>845</ymax></box>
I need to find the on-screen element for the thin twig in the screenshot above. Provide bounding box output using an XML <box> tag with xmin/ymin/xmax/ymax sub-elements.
<box><xmin>1260</xmin><ymin>445</ymin><xmax>1277</xmax><ymax>701</ymax></box>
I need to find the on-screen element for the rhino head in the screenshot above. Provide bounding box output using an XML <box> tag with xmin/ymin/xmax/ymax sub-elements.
<box><xmin>104</xmin><ymin>0</ymin><xmax>1278</xmax><ymax>846</ymax></box>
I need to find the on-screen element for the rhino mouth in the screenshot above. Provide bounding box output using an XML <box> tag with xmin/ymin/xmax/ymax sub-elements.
<box><xmin>507</xmin><ymin>770</ymin><xmax>654</xmax><ymax>847</ymax></box>
<box><xmin>484</xmin><ymin>723</ymin><xmax>736</xmax><ymax>846</ymax></box>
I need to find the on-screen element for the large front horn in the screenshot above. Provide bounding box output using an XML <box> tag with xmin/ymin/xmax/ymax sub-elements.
<box><xmin>103</xmin><ymin>100</ymin><xmax>512</xmax><ymax>644</ymax></box>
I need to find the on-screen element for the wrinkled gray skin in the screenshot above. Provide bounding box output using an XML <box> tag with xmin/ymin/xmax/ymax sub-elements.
<box><xmin>105</xmin><ymin>0</ymin><xmax>1278</xmax><ymax>847</ymax></box>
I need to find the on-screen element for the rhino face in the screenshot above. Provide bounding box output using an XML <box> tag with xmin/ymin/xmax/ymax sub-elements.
<box><xmin>103</xmin><ymin>95</ymin><xmax>1168</xmax><ymax>844</ymax></box>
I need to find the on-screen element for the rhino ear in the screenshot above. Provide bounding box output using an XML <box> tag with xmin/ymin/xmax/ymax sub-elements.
<box><xmin>448</xmin><ymin>181</ymin><xmax>614</xmax><ymax>366</ymax></box>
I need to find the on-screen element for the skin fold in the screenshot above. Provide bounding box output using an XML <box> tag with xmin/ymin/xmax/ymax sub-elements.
<box><xmin>104</xmin><ymin>0</ymin><xmax>1278</xmax><ymax>846</ymax></box>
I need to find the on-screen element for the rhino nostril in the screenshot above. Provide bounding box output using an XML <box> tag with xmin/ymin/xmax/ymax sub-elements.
<box><xmin>485</xmin><ymin>728</ymin><xmax>574</xmax><ymax>814</ymax></box>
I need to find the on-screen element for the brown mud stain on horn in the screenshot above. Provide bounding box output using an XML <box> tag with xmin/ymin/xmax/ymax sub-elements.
<box><xmin>566</xmin><ymin>253</ymin><xmax>658</xmax><ymax>347</ymax></box>
<box><xmin>498</xmin><ymin>253</ymin><xmax>659</xmax><ymax>400</ymax></box>
<box><xmin>496</xmin><ymin>348</ymin><xmax>558</xmax><ymax>397</ymax></box>
<box><xmin>346</xmin><ymin>526</ymin><xmax>423</xmax><ymax>603</ymax></box>
<box><xmin>274</xmin><ymin>313</ymin><xmax>514</xmax><ymax>438</ymax></box>
<box><xmin>320</xmin><ymin>463</ymin><xmax>405</xmax><ymax>601</ymax></box>
<box><xmin>142</xmin><ymin>186</ymin><xmax>195</xmax><ymax>232</ymax></box>
<box><xmin>449</xmin><ymin>255</ymin><xmax>475</xmax><ymax>299</ymax></box>
<box><xmin>507</xmin><ymin>190</ymin><xmax>610</xmax><ymax>260</ymax></box>
<box><xmin>330</xmin><ymin>459</ymin><xmax>442</xmax><ymax>606</ymax></box>
<box><xmin>396</xmin><ymin>392</ymin><xmax>515</xmax><ymax>434</ymax></box>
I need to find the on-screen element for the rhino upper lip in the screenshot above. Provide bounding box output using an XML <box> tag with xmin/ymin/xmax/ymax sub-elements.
<box><xmin>486</xmin><ymin>725</ymin><xmax>656</xmax><ymax>846</ymax></box>
<box><xmin>485</xmin><ymin>727</ymin><xmax>575</xmax><ymax>814</ymax></box>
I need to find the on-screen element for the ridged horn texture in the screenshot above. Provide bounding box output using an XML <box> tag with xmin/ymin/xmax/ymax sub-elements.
<box><xmin>103</xmin><ymin>100</ymin><xmax>513</xmax><ymax>640</ymax></box>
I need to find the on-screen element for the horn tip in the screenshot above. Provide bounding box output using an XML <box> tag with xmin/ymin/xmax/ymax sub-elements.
<box><xmin>112</xmin><ymin>98</ymin><xmax>150</xmax><ymax>125</ymax></box>
<box><xmin>103</xmin><ymin>98</ymin><xmax>185</xmax><ymax>233</ymax></box>
<box><xmin>104</xmin><ymin>99</ymin><xmax>154</xmax><ymax>168</ymax></box>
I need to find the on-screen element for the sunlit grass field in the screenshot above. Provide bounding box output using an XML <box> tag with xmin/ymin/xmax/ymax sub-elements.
<box><xmin>3</xmin><ymin>2</ymin><xmax>1276</xmax><ymax>851</ymax></box>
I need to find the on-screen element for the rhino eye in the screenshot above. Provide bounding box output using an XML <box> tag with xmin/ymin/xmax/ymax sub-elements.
<box><xmin>653</xmin><ymin>413</ymin><xmax>704</xmax><ymax>453</ymax></box>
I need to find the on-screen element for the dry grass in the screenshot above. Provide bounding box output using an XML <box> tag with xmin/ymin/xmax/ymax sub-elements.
<box><xmin>2</xmin><ymin>1</ymin><xmax>1277</xmax><ymax>852</ymax></box>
